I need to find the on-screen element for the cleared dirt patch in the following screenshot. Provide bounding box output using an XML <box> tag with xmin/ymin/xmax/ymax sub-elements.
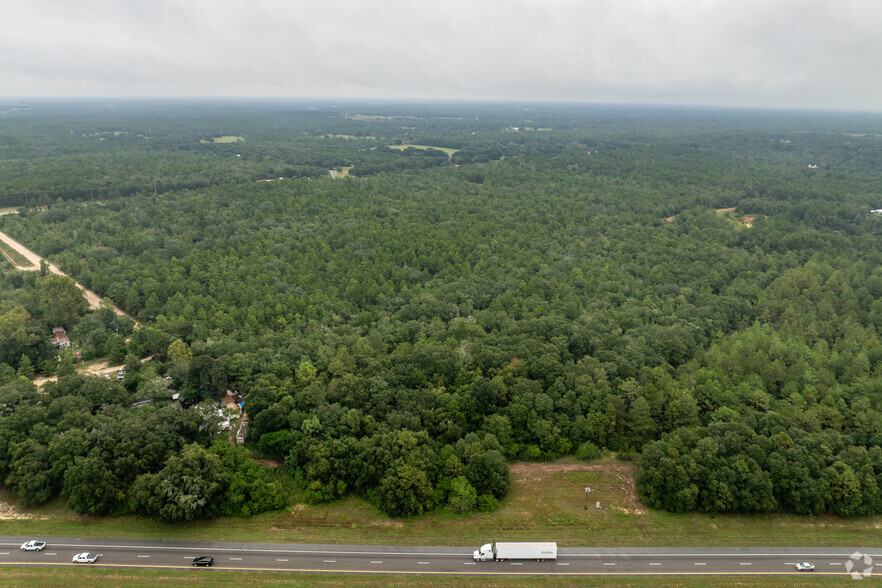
<box><xmin>509</xmin><ymin>461</ymin><xmax>645</xmax><ymax>514</ymax></box>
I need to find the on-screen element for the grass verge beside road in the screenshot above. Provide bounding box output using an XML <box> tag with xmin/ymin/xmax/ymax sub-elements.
<box><xmin>2</xmin><ymin>459</ymin><xmax>881</xmax><ymax>547</ymax></box>
<box><xmin>0</xmin><ymin>568</ymin><xmax>849</xmax><ymax>587</ymax></box>
<box><xmin>0</xmin><ymin>240</ymin><xmax>33</xmax><ymax>268</ymax></box>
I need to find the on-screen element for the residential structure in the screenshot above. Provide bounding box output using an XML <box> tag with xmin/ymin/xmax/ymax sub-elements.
<box><xmin>50</xmin><ymin>327</ymin><xmax>70</xmax><ymax>349</ymax></box>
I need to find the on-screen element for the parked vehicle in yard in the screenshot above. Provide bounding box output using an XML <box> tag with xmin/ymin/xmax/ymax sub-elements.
<box><xmin>473</xmin><ymin>542</ymin><xmax>558</xmax><ymax>561</ymax></box>
<box><xmin>192</xmin><ymin>556</ymin><xmax>214</xmax><ymax>567</ymax></box>
<box><xmin>72</xmin><ymin>552</ymin><xmax>98</xmax><ymax>564</ymax></box>
<box><xmin>20</xmin><ymin>540</ymin><xmax>46</xmax><ymax>551</ymax></box>
<box><xmin>795</xmin><ymin>562</ymin><xmax>815</xmax><ymax>571</ymax></box>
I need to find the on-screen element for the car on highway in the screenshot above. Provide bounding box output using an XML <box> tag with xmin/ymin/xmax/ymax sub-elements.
<box><xmin>72</xmin><ymin>552</ymin><xmax>98</xmax><ymax>564</ymax></box>
<box><xmin>21</xmin><ymin>540</ymin><xmax>46</xmax><ymax>551</ymax></box>
<box><xmin>192</xmin><ymin>556</ymin><xmax>214</xmax><ymax>567</ymax></box>
<box><xmin>795</xmin><ymin>562</ymin><xmax>815</xmax><ymax>571</ymax></box>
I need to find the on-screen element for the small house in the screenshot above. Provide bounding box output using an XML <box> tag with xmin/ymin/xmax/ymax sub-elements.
<box><xmin>50</xmin><ymin>327</ymin><xmax>70</xmax><ymax>349</ymax></box>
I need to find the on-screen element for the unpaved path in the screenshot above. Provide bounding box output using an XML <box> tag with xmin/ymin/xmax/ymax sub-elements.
<box><xmin>0</xmin><ymin>227</ymin><xmax>136</xmax><ymax>324</ymax></box>
<box><xmin>509</xmin><ymin>461</ymin><xmax>646</xmax><ymax>514</ymax></box>
<box><xmin>32</xmin><ymin>356</ymin><xmax>152</xmax><ymax>387</ymax></box>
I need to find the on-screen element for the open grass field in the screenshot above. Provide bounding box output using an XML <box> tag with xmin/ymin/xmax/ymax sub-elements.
<box><xmin>325</xmin><ymin>134</ymin><xmax>376</xmax><ymax>140</ymax></box>
<box><xmin>0</xmin><ymin>239</ymin><xmax>33</xmax><ymax>268</ymax></box>
<box><xmin>714</xmin><ymin>207</ymin><xmax>756</xmax><ymax>228</ymax></box>
<box><xmin>3</xmin><ymin>459</ymin><xmax>881</xmax><ymax>548</ymax></box>
<box><xmin>200</xmin><ymin>136</ymin><xmax>245</xmax><ymax>143</ymax></box>
<box><xmin>0</xmin><ymin>567</ymin><xmax>848</xmax><ymax>587</ymax></box>
<box><xmin>388</xmin><ymin>144</ymin><xmax>460</xmax><ymax>156</ymax></box>
<box><xmin>346</xmin><ymin>115</ymin><xmax>402</xmax><ymax>120</ymax></box>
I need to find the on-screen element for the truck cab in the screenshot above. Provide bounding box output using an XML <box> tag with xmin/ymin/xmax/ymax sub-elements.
<box><xmin>473</xmin><ymin>543</ymin><xmax>495</xmax><ymax>561</ymax></box>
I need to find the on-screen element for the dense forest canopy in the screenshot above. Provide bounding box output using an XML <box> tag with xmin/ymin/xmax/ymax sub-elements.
<box><xmin>2</xmin><ymin>100</ymin><xmax>882</xmax><ymax>518</ymax></box>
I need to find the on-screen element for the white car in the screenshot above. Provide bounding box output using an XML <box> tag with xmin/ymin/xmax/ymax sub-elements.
<box><xmin>795</xmin><ymin>562</ymin><xmax>815</xmax><ymax>571</ymax></box>
<box><xmin>21</xmin><ymin>540</ymin><xmax>46</xmax><ymax>551</ymax></box>
<box><xmin>72</xmin><ymin>552</ymin><xmax>98</xmax><ymax>564</ymax></box>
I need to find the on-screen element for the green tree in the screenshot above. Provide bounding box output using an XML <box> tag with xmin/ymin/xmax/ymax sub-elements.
<box><xmin>446</xmin><ymin>475</ymin><xmax>478</xmax><ymax>513</ymax></box>
<box><xmin>168</xmin><ymin>339</ymin><xmax>193</xmax><ymax>366</ymax></box>
<box><xmin>37</xmin><ymin>274</ymin><xmax>88</xmax><ymax>327</ymax></box>
<box><xmin>130</xmin><ymin>443</ymin><xmax>225</xmax><ymax>522</ymax></box>
<box><xmin>16</xmin><ymin>355</ymin><xmax>35</xmax><ymax>379</ymax></box>
<box><xmin>375</xmin><ymin>464</ymin><xmax>435</xmax><ymax>517</ymax></box>
<box><xmin>464</xmin><ymin>450</ymin><xmax>510</xmax><ymax>499</ymax></box>
<box><xmin>64</xmin><ymin>451</ymin><xmax>126</xmax><ymax>516</ymax></box>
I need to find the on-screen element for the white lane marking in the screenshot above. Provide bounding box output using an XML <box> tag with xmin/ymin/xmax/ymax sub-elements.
<box><xmin>510</xmin><ymin>563</ymin><xmax>523</xmax><ymax>566</ymax></box>
<box><xmin>276</xmin><ymin>559</ymin><xmax>289</xmax><ymax>562</ymax></box>
<box><xmin>323</xmin><ymin>560</ymin><xmax>336</xmax><ymax>563</ymax></box>
<box><xmin>370</xmin><ymin>561</ymin><xmax>383</xmax><ymax>564</ymax></box>
<box><xmin>694</xmin><ymin>562</ymin><xmax>706</xmax><ymax>566</ymax></box>
<box><xmin>0</xmin><ymin>552</ymin><xmax>8</xmax><ymax>555</ymax></box>
<box><xmin>417</xmin><ymin>561</ymin><xmax>431</xmax><ymax>565</ymax></box>
<box><xmin>463</xmin><ymin>562</ymin><xmax>476</xmax><ymax>565</ymax></box>
<box><xmin>137</xmin><ymin>555</ymin><xmax>150</xmax><ymax>558</ymax></box>
<box><xmin>740</xmin><ymin>562</ymin><xmax>752</xmax><ymax>566</ymax></box>
<box><xmin>557</xmin><ymin>562</ymin><xmax>570</xmax><ymax>566</ymax></box>
<box><xmin>785</xmin><ymin>562</ymin><xmax>797</xmax><ymax>565</ymax></box>
<box><xmin>45</xmin><ymin>553</ymin><xmax>57</xmax><ymax>556</ymax></box>
<box><xmin>649</xmin><ymin>563</ymin><xmax>661</xmax><ymax>566</ymax></box>
<box><xmin>230</xmin><ymin>557</ymin><xmax>242</xmax><ymax>561</ymax></box>
<box><xmin>603</xmin><ymin>562</ymin><xmax>615</xmax><ymax>566</ymax></box>
<box><xmin>830</xmin><ymin>562</ymin><xmax>842</xmax><ymax>566</ymax></box>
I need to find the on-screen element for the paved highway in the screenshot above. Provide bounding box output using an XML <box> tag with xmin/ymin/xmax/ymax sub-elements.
<box><xmin>1</xmin><ymin>537</ymin><xmax>879</xmax><ymax>577</ymax></box>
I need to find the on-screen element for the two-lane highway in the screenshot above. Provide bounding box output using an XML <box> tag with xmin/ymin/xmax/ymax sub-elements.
<box><xmin>1</xmin><ymin>537</ymin><xmax>879</xmax><ymax>577</ymax></box>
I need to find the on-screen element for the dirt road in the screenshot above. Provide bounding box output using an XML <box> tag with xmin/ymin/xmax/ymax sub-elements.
<box><xmin>32</xmin><ymin>356</ymin><xmax>152</xmax><ymax>387</ymax></box>
<box><xmin>0</xmin><ymin>227</ymin><xmax>135</xmax><ymax>322</ymax></box>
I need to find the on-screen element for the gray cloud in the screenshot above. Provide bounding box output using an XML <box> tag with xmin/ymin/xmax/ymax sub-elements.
<box><xmin>1</xmin><ymin>0</ymin><xmax>879</xmax><ymax>110</ymax></box>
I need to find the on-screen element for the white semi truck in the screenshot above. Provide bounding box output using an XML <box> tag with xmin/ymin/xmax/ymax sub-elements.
<box><xmin>473</xmin><ymin>542</ymin><xmax>558</xmax><ymax>561</ymax></box>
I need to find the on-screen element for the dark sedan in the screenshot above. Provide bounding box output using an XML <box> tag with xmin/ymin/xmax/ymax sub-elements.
<box><xmin>192</xmin><ymin>556</ymin><xmax>214</xmax><ymax>567</ymax></box>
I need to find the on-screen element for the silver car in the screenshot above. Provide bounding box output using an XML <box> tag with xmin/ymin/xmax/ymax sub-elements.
<box><xmin>21</xmin><ymin>540</ymin><xmax>46</xmax><ymax>551</ymax></box>
<box><xmin>795</xmin><ymin>562</ymin><xmax>815</xmax><ymax>571</ymax></box>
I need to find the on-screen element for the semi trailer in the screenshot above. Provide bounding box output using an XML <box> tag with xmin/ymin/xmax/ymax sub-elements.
<box><xmin>473</xmin><ymin>542</ymin><xmax>558</xmax><ymax>561</ymax></box>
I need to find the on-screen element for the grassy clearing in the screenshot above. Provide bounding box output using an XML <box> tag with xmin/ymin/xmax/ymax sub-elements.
<box><xmin>200</xmin><ymin>136</ymin><xmax>245</xmax><ymax>143</ymax></box>
<box><xmin>0</xmin><ymin>240</ymin><xmax>33</xmax><ymax>268</ymax></box>
<box><xmin>3</xmin><ymin>460</ymin><xmax>882</xmax><ymax>548</ymax></box>
<box><xmin>346</xmin><ymin>115</ymin><xmax>400</xmax><ymax>120</ymax></box>
<box><xmin>714</xmin><ymin>207</ymin><xmax>756</xmax><ymax>228</ymax></box>
<box><xmin>325</xmin><ymin>134</ymin><xmax>376</xmax><ymax>140</ymax></box>
<box><xmin>0</xmin><ymin>568</ymin><xmax>848</xmax><ymax>587</ymax></box>
<box><xmin>388</xmin><ymin>144</ymin><xmax>460</xmax><ymax>156</ymax></box>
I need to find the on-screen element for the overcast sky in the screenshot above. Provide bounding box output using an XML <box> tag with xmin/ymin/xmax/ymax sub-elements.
<box><xmin>2</xmin><ymin>0</ymin><xmax>879</xmax><ymax>111</ymax></box>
